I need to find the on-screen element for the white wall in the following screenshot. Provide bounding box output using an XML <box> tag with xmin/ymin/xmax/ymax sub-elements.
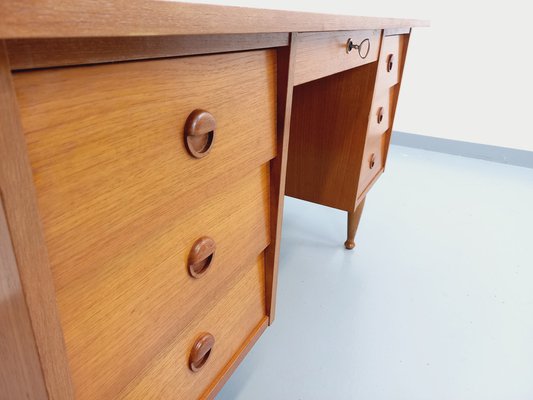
<box><xmin>183</xmin><ymin>0</ymin><xmax>533</xmax><ymax>151</ymax></box>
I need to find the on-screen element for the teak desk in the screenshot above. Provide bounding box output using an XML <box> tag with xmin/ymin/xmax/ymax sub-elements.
<box><xmin>0</xmin><ymin>2</ymin><xmax>428</xmax><ymax>399</ymax></box>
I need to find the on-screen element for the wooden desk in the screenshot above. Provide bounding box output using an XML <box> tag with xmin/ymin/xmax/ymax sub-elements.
<box><xmin>0</xmin><ymin>2</ymin><xmax>428</xmax><ymax>399</ymax></box>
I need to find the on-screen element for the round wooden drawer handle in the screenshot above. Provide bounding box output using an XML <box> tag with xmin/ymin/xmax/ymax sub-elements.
<box><xmin>188</xmin><ymin>236</ymin><xmax>216</xmax><ymax>278</ymax></box>
<box><xmin>377</xmin><ymin>107</ymin><xmax>384</xmax><ymax>124</ymax></box>
<box><xmin>386</xmin><ymin>54</ymin><xmax>394</xmax><ymax>72</ymax></box>
<box><xmin>369</xmin><ymin>153</ymin><xmax>376</xmax><ymax>169</ymax></box>
<box><xmin>189</xmin><ymin>332</ymin><xmax>215</xmax><ymax>372</ymax></box>
<box><xmin>184</xmin><ymin>109</ymin><xmax>216</xmax><ymax>158</ymax></box>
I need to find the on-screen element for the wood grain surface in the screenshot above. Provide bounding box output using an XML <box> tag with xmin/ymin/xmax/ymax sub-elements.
<box><xmin>264</xmin><ymin>33</ymin><xmax>297</xmax><ymax>323</ymax></box>
<box><xmin>0</xmin><ymin>194</ymin><xmax>48</xmax><ymax>400</ymax></box>
<box><xmin>117</xmin><ymin>255</ymin><xmax>267</xmax><ymax>400</ymax></box>
<box><xmin>374</xmin><ymin>34</ymin><xmax>402</xmax><ymax>88</ymax></box>
<box><xmin>293</xmin><ymin>30</ymin><xmax>380</xmax><ymax>85</ymax></box>
<box><xmin>286</xmin><ymin>62</ymin><xmax>378</xmax><ymax>212</ymax></box>
<box><xmin>0</xmin><ymin>40</ymin><xmax>75</xmax><ymax>400</ymax></box>
<box><xmin>0</xmin><ymin>1</ymin><xmax>429</xmax><ymax>39</ymax></box>
<box><xmin>7</xmin><ymin>33</ymin><xmax>289</xmax><ymax>70</ymax></box>
<box><xmin>60</xmin><ymin>166</ymin><xmax>268</xmax><ymax>399</ymax></box>
<box><xmin>344</xmin><ymin>196</ymin><xmax>366</xmax><ymax>250</ymax></box>
<box><xmin>203</xmin><ymin>316</ymin><xmax>268</xmax><ymax>399</ymax></box>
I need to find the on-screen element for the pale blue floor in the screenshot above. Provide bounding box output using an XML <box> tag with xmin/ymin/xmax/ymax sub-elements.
<box><xmin>216</xmin><ymin>145</ymin><xmax>533</xmax><ymax>400</ymax></box>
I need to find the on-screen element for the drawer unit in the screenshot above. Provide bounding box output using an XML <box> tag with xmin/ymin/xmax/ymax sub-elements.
<box><xmin>11</xmin><ymin>50</ymin><xmax>276</xmax><ymax>399</ymax></box>
<box><xmin>118</xmin><ymin>255</ymin><xmax>267</xmax><ymax>399</ymax></box>
<box><xmin>356</xmin><ymin>33</ymin><xmax>408</xmax><ymax>201</ymax></box>
<box><xmin>293</xmin><ymin>29</ymin><xmax>381</xmax><ymax>85</ymax></box>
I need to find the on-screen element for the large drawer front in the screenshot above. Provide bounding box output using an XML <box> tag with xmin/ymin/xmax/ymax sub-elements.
<box><xmin>294</xmin><ymin>29</ymin><xmax>381</xmax><ymax>85</ymax></box>
<box><xmin>118</xmin><ymin>255</ymin><xmax>267</xmax><ymax>399</ymax></box>
<box><xmin>13</xmin><ymin>50</ymin><xmax>276</xmax><ymax>399</ymax></box>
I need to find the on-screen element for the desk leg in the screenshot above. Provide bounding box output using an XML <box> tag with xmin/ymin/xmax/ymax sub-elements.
<box><xmin>344</xmin><ymin>197</ymin><xmax>366</xmax><ymax>250</ymax></box>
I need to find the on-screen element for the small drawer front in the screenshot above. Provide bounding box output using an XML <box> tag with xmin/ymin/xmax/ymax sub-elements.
<box><xmin>294</xmin><ymin>29</ymin><xmax>381</xmax><ymax>85</ymax></box>
<box><xmin>357</xmin><ymin>135</ymin><xmax>386</xmax><ymax>198</ymax></box>
<box><xmin>376</xmin><ymin>34</ymin><xmax>402</xmax><ymax>87</ymax></box>
<box><xmin>13</xmin><ymin>50</ymin><xmax>276</xmax><ymax>400</ymax></box>
<box><xmin>367</xmin><ymin>91</ymin><xmax>390</xmax><ymax>136</ymax></box>
<box><xmin>117</xmin><ymin>255</ymin><xmax>267</xmax><ymax>400</ymax></box>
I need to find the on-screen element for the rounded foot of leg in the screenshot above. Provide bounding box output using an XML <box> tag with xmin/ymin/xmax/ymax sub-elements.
<box><xmin>344</xmin><ymin>240</ymin><xmax>355</xmax><ymax>250</ymax></box>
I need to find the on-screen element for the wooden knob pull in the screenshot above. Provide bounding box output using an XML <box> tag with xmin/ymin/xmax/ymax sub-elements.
<box><xmin>188</xmin><ymin>236</ymin><xmax>216</xmax><ymax>278</ymax></box>
<box><xmin>377</xmin><ymin>107</ymin><xmax>384</xmax><ymax>124</ymax></box>
<box><xmin>386</xmin><ymin>54</ymin><xmax>394</xmax><ymax>72</ymax></box>
<box><xmin>189</xmin><ymin>332</ymin><xmax>215</xmax><ymax>372</ymax></box>
<box><xmin>369</xmin><ymin>153</ymin><xmax>376</xmax><ymax>169</ymax></box>
<box><xmin>184</xmin><ymin>109</ymin><xmax>216</xmax><ymax>158</ymax></box>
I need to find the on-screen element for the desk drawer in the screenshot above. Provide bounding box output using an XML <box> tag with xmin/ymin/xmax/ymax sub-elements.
<box><xmin>12</xmin><ymin>50</ymin><xmax>276</xmax><ymax>399</ymax></box>
<box><xmin>376</xmin><ymin>34</ymin><xmax>402</xmax><ymax>87</ymax></box>
<box><xmin>118</xmin><ymin>255</ymin><xmax>267</xmax><ymax>399</ymax></box>
<box><xmin>357</xmin><ymin>134</ymin><xmax>386</xmax><ymax>199</ymax></box>
<box><xmin>367</xmin><ymin>91</ymin><xmax>390</xmax><ymax>135</ymax></box>
<box><xmin>294</xmin><ymin>29</ymin><xmax>381</xmax><ymax>85</ymax></box>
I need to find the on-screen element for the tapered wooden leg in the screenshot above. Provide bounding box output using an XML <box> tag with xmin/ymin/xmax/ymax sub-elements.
<box><xmin>344</xmin><ymin>197</ymin><xmax>366</xmax><ymax>250</ymax></box>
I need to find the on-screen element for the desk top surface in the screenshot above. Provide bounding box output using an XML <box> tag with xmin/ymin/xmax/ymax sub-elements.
<box><xmin>0</xmin><ymin>0</ymin><xmax>429</xmax><ymax>40</ymax></box>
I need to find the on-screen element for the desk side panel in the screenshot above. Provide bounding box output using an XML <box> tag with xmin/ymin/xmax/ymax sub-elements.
<box><xmin>286</xmin><ymin>61</ymin><xmax>379</xmax><ymax>211</ymax></box>
<box><xmin>0</xmin><ymin>195</ymin><xmax>48</xmax><ymax>400</ymax></box>
<box><xmin>0</xmin><ymin>41</ymin><xmax>74</xmax><ymax>400</ymax></box>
